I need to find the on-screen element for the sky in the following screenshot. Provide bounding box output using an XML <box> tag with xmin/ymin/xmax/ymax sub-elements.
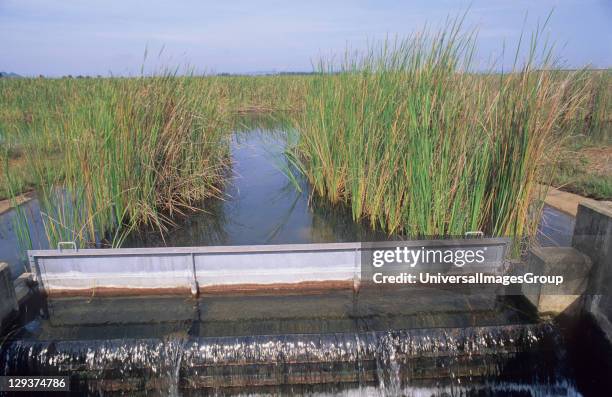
<box><xmin>1</xmin><ymin>0</ymin><xmax>611</xmax><ymax>77</ymax></box>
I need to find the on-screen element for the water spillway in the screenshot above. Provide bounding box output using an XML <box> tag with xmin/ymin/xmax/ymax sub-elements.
<box><xmin>2</xmin><ymin>324</ymin><xmax>561</xmax><ymax>393</ymax></box>
<box><xmin>1</xmin><ymin>290</ymin><xmax>581</xmax><ymax>396</ymax></box>
<box><xmin>6</xmin><ymin>236</ymin><xmax>583</xmax><ymax>395</ymax></box>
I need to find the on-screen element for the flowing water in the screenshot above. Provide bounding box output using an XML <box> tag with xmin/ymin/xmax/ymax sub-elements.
<box><xmin>1</xmin><ymin>291</ymin><xmax>581</xmax><ymax>396</ymax></box>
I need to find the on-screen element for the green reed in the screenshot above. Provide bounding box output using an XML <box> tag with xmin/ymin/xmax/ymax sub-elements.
<box><xmin>295</xmin><ymin>22</ymin><xmax>590</xmax><ymax>241</ymax></box>
<box><xmin>1</xmin><ymin>73</ymin><xmax>230</xmax><ymax>248</ymax></box>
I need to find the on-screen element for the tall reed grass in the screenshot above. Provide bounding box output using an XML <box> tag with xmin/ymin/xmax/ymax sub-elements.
<box><xmin>212</xmin><ymin>75</ymin><xmax>310</xmax><ymax>113</ymax></box>
<box><xmin>295</xmin><ymin>22</ymin><xmax>590</xmax><ymax>240</ymax></box>
<box><xmin>1</xmin><ymin>74</ymin><xmax>230</xmax><ymax>248</ymax></box>
<box><xmin>558</xmin><ymin>69</ymin><xmax>611</xmax><ymax>145</ymax></box>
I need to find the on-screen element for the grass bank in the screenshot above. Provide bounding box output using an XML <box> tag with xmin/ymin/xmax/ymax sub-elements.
<box><xmin>551</xmin><ymin>147</ymin><xmax>611</xmax><ymax>200</ymax></box>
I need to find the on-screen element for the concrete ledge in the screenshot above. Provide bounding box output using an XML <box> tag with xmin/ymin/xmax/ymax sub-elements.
<box><xmin>541</xmin><ymin>184</ymin><xmax>603</xmax><ymax>217</ymax></box>
<box><xmin>0</xmin><ymin>191</ymin><xmax>35</xmax><ymax>216</ymax></box>
<box><xmin>573</xmin><ymin>201</ymin><xmax>612</xmax><ymax>302</ymax></box>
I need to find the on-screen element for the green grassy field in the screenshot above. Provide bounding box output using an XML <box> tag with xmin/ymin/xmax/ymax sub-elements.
<box><xmin>0</xmin><ymin>29</ymin><xmax>609</xmax><ymax>249</ymax></box>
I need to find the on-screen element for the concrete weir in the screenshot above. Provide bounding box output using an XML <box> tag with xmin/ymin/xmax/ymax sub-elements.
<box><xmin>19</xmin><ymin>200</ymin><xmax>612</xmax><ymax>321</ymax></box>
<box><xmin>28</xmin><ymin>242</ymin><xmax>361</xmax><ymax>296</ymax></box>
<box><xmin>573</xmin><ymin>202</ymin><xmax>612</xmax><ymax>343</ymax></box>
<box><xmin>523</xmin><ymin>201</ymin><xmax>612</xmax><ymax>321</ymax></box>
<box><xmin>27</xmin><ymin>239</ymin><xmax>509</xmax><ymax>297</ymax></box>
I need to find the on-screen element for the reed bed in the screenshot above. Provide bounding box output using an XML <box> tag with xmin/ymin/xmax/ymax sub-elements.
<box><xmin>210</xmin><ymin>75</ymin><xmax>310</xmax><ymax>113</ymax></box>
<box><xmin>295</xmin><ymin>24</ymin><xmax>591</xmax><ymax>239</ymax></box>
<box><xmin>0</xmin><ymin>32</ymin><xmax>608</xmax><ymax>250</ymax></box>
<box><xmin>557</xmin><ymin>69</ymin><xmax>611</xmax><ymax>145</ymax></box>
<box><xmin>1</xmin><ymin>74</ymin><xmax>230</xmax><ymax>248</ymax></box>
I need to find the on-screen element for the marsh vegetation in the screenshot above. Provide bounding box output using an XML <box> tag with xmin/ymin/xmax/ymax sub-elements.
<box><xmin>0</xmin><ymin>23</ymin><xmax>609</xmax><ymax>252</ymax></box>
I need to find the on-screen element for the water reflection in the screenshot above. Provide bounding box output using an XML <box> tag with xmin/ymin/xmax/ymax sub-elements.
<box><xmin>125</xmin><ymin>115</ymin><xmax>384</xmax><ymax>247</ymax></box>
<box><xmin>537</xmin><ymin>205</ymin><xmax>576</xmax><ymax>247</ymax></box>
<box><xmin>0</xmin><ymin>199</ymin><xmax>48</xmax><ymax>277</ymax></box>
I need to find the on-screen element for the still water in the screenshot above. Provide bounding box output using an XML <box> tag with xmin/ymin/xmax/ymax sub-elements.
<box><xmin>124</xmin><ymin>116</ymin><xmax>385</xmax><ymax>248</ymax></box>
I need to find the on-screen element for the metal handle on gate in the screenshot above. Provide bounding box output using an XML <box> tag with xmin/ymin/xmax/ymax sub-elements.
<box><xmin>464</xmin><ymin>231</ymin><xmax>484</xmax><ymax>238</ymax></box>
<box><xmin>57</xmin><ymin>241</ymin><xmax>77</xmax><ymax>252</ymax></box>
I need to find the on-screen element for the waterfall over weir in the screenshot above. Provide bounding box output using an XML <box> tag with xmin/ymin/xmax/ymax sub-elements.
<box><xmin>2</xmin><ymin>324</ymin><xmax>579</xmax><ymax>395</ymax></box>
<box><xmin>1</xmin><ymin>291</ymin><xmax>581</xmax><ymax>396</ymax></box>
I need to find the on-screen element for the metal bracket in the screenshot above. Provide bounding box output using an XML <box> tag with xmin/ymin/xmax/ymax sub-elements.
<box><xmin>190</xmin><ymin>252</ymin><xmax>199</xmax><ymax>297</ymax></box>
<box><xmin>353</xmin><ymin>247</ymin><xmax>361</xmax><ymax>294</ymax></box>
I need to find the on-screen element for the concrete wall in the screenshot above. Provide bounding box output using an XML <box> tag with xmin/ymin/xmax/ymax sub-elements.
<box><xmin>572</xmin><ymin>201</ymin><xmax>612</xmax><ymax>339</ymax></box>
<box><xmin>0</xmin><ymin>262</ymin><xmax>18</xmax><ymax>332</ymax></box>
